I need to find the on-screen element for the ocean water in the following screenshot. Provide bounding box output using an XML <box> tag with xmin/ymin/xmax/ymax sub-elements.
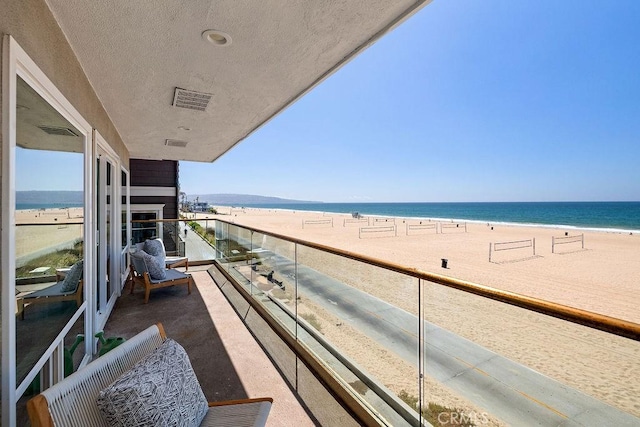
<box><xmin>16</xmin><ymin>203</ymin><xmax>83</xmax><ymax>210</ymax></box>
<box><xmin>240</xmin><ymin>202</ymin><xmax>640</xmax><ymax>232</ymax></box>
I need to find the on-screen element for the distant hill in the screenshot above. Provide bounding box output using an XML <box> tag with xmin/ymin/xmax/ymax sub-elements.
<box><xmin>15</xmin><ymin>191</ymin><xmax>318</xmax><ymax>207</ymax></box>
<box><xmin>17</xmin><ymin>190</ymin><xmax>83</xmax><ymax>205</ymax></box>
<box><xmin>192</xmin><ymin>194</ymin><xmax>320</xmax><ymax>205</ymax></box>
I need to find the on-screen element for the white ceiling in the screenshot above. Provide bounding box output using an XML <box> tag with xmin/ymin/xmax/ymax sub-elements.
<box><xmin>16</xmin><ymin>76</ymin><xmax>83</xmax><ymax>153</ymax></box>
<box><xmin>45</xmin><ymin>0</ymin><xmax>431</xmax><ymax>162</ymax></box>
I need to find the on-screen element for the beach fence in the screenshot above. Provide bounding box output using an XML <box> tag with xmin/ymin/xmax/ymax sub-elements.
<box><xmin>552</xmin><ymin>233</ymin><xmax>584</xmax><ymax>253</ymax></box>
<box><xmin>489</xmin><ymin>238</ymin><xmax>536</xmax><ymax>263</ymax></box>
<box><xmin>405</xmin><ymin>222</ymin><xmax>438</xmax><ymax>236</ymax></box>
<box><xmin>302</xmin><ymin>218</ymin><xmax>333</xmax><ymax>229</ymax></box>
<box><xmin>359</xmin><ymin>225</ymin><xmax>397</xmax><ymax>239</ymax></box>
<box><xmin>440</xmin><ymin>222</ymin><xmax>467</xmax><ymax>233</ymax></box>
<box><xmin>343</xmin><ymin>217</ymin><xmax>369</xmax><ymax>227</ymax></box>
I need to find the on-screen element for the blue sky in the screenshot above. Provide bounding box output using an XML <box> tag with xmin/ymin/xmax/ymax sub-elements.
<box><xmin>16</xmin><ymin>2</ymin><xmax>639</xmax><ymax>202</ymax></box>
<box><xmin>180</xmin><ymin>0</ymin><xmax>640</xmax><ymax>203</ymax></box>
<box><xmin>17</xmin><ymin>147</ymin><xmax>84</xmax><ymax>191</ymax></box>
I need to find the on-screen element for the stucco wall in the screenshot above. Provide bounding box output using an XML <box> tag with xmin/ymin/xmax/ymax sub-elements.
<box><xmin>1</xmin><ymin>3</ymin><xmax>130</xmax><ymax>384</ymax></box>
<box><xmin>0</xmin><ymin>0</ymin><xmax>129</xmax><ymax>162</ymax></box>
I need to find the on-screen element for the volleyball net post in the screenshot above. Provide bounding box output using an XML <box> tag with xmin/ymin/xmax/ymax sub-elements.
<box><xmin>440</xmin><ymin>222</ymin><xmax>467</xmax><ymax>233</ymax></box>
<box><xmin>489</xmin><ymin>238</ymin><xmax>536</xmax><ymax>263</ymax></box>
<box><xmin>552</xmin><ymin>233</ymin><xmax>584</xmax><ymax>253</ymax></box>
<box><xmin>343</xmin><ymin>218</ymin><xmax>369</xmax><ymax>227</ymax></box>
<box><xmin>372</xmin><ymin>217</ymin><xmax>396</xmax><ymax>226</ymax></box>
<box><xmin>359</xmin><ymin>225</ymin><xmax>397</xmax><ymax>239</ymax></box>
<box><xmin>302</xmin><ymin>218</ymin><xmax>333</xmax><ymax>229</ymax></box>
<box><xmin>406</xmin><ymin>222</ymin><xmax>438</xmax><ymax>236</ymax></box>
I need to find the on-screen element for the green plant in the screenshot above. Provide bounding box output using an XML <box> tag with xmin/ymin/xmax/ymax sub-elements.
<box><xmin>188</xmin><ymin>221</ymin><xmax>203</xmax><ymax>234</ymax></box>
<box><xmin>16</xmin><ymin>240</ymin><xmax>83</xmax><ymax>278</ymax></box>
<box><xmin>349</xmin><ymin>380</ymin><xmax>368</xmax><ymax>395</ymax></box>
<box><xmin>300</xmin><ymin>313</ymin><xmax>323</xmax><ymax>333</ymax></box>
<box><xmin>205</xmin><ymin>227</ymin><xmax>216</xmax><ymax>244</ymax></box>
<box><xmin>397</xmin><ymin>390</ymin><xmax>476</xmax><ymax>426</ymax></box>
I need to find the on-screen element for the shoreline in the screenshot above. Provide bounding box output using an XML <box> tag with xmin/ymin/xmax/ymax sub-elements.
<box><xmin>202</xmin><ymin>206</ymin><xmax>640</xmax><ymax>421</ymax></box>
<box><xmin>212</xmin><ymin>205</ymin><xmax>640</xmax><ymax>235</ymax></box>
<box><xmin>16</xmin><ymin>207</ymin><xmax>84</xmax><ymax>225</ymax></box>
<box><xmin>204</xmin><ymin>206</ymin><xmax>640</xmax><ymax>324</ymax></box>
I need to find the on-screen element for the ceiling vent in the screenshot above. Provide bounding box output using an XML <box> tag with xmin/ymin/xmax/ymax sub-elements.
<box><xmin>37</xmin><ymin>125</ymin><xmax>79</xmax><ymax>137</ymax></box>
<box><xmin>172</xmin><ymin>88</ymin><xmax>212</xmax><ymax>112</ymax></box>
<box><xmin>165</xmin><ymin>139</ymin><xmax>189</xmax><ymax>148</ymax></box>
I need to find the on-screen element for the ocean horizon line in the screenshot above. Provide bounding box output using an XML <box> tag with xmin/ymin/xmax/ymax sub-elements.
<box><xmin>16</xmin><ymin>201</ymin><xmax>640</xmax><ymax>233</ymax></box>
<box><xmin>212</xmin><ymin>201</ymin><xmax>640</xmax><ymax>233</ymax></box>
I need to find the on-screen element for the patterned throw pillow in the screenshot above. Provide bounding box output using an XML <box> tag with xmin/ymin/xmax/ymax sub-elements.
<box><xmin>61</xmin><ymin>259</ymin><xmax>83</xmax><ymax>292</ymax></box>
<box><xmin>143</xmin><ymin>239</ymin><xmax>166</xmax><ymax>268</ymax></box>
<box><xmin>97</xmin><ymin>339</ymin><xmax>208</xmax><ymax>427</ymax></box>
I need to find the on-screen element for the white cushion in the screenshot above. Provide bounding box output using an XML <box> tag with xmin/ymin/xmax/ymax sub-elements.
<box><xmin>97</xmin><ymin>338</ymin><xmax>208</xmax><ymax>427</ymax></box>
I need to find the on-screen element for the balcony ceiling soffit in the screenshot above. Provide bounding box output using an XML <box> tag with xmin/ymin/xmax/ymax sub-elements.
<box><xmin>44</xmin><ymin>0</ymin><xmax>430</xmax><ymax>162</ymax></box>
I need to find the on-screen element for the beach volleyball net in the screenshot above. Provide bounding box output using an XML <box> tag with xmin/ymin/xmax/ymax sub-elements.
<box><xmin>343</xmin><ymin>217</ymin><xmax>369</xmax><ymax>227</ymax></box>
<box><xmin>359</xmin><ymin>225</ymin><xmax>397</xmax><ymax>238</ymax></box>
<box><xmin>371</xmin><ymin>217</ymin><xmax>396</xmax><ymax>225</ymax></box>
<box><xmin>405</xmin><ymin>222</ymin><xmax>438</xmax><ymax>236</ymax></box>
<box><xmin>440</xmin><ymin>222</ymin><xmax>467</xmax><ymax>233</ymax></box>
<box><xmin>302</xmin><ymin>218</ymin><xmax>333</xmax><ymax>228</ymax></box>
<box><xmin>552</xmin><ymin>233</ymin><xmax>584</xmax><ymax>253</ymax></box>
<box><xmin>489</xmin><ymin>238</ymin><xmax>536</xmax><ymax>263</ymax></box>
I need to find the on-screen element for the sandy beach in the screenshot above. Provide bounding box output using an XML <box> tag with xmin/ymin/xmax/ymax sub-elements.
<box><xmin>16</xmin><ymin>207</ymin><xmax>85</xmax><ymax>225</ymax></box>
<box><xmin>15</xmin><ymin>208</ymin><xmax>84</xmax><ymax>262</ymax></box>
<box><xmin>15</xmin><ymin>206</ymin><xmax>639</xmax><ymax>421</ymax></box>
<box><xmin>206</xmin><ymin>207</ymin><xmax>640</xmax><ymax>323</ymax></box>
<box><xmin>199</xmin><ymin>207</ymin><xmax>640</xmax><ymax>422</ymax></box>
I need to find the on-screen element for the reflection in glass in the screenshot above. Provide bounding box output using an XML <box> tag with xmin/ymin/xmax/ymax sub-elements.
<box><xmin>16</xmin><ymin>312</ymin><xmax>85</xmax><ymax>424</ymax></box>
<box><xmin>295</xmin><ymin>246</ymin><xmax>420</xmax><ymax>419</ymax></box>
<box><xmin>131</xmin><ymin>212</ymin><xmax>158</xmax><ymax>244</ymax></box>
<box><xmin>121</xmin><ymin>169</ymin><xmax>129</xmax><ymax>282</ymax></box>
<box><xmin>14</xmin><ymin>76</ymin><xmax>84</xmax><ymax>386</ymax></box>
<box><xmin>96</xmin><ymin>150</ymin><xmax>117</xmax><ymax>319</ymax></box>
<box><xmin>96</xmin><ymin>156</ymin><xmax>101</xmax><ymax>312</ymax></box>
<box><xmin>121</xmin><ymin>170</ymin><xmax>128</xmax><ymax>250</ymax></box>
<box><xmin>106</xmin><ymin>160</ymin><xmax>112</xmax><ymax>301</ymax></box>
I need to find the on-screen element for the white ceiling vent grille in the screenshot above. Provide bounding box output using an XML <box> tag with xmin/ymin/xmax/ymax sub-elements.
<box><xmin>37</xmin><ymin>125</ymin><xmax>79</xmax><ymax>137</ymax></box>
<box><xmin>165</xmin><ymin>139</ymin><xmax>189</xmax><ymax>148</ymax></box>
<box><xmin>172</xmin><ymin>88</ymin><xmax>212</xmax><ymax>112</ymax></box>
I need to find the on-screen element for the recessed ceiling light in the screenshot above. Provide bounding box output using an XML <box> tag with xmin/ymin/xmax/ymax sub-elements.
<box><xmin>178</xmin><ymin>126</ymin><xmax>191</xmax><ymax>131</ymax></box>
<box><xmin>202</xmin><ymin>29</ymin><xmax>232</xmax><ymax>46</ymax></box>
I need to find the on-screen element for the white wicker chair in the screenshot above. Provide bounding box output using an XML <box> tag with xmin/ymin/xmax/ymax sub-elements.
<box><xmin>27</xmin><ymin>323</ymin><xmax>272</xmax><ymax>427</ymax></box>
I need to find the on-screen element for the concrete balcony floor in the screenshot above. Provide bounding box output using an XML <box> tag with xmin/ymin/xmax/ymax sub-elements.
<box><xmin>104</xmin><ymin>266</ymin><xmax>315</xmax><ymax>427</ymax></box>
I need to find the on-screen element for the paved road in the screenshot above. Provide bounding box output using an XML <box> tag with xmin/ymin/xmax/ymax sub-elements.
<box><xmin>181</xmin><ymin>221</ymin><xmax>217</xmax><ymax>261</ymax></box>
<box><xmin>253</xmin><ymin>252</ymin><xmax>639</xmax><ymax>426</ymax></box>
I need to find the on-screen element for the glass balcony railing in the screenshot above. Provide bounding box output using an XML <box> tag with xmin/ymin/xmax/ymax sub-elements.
<box><xmin>131</xmin><ymin>218</ymin><xmax>216</xmax><ymax>263</ymax></box>
<box><xmin>211</xmin><ymin>218</ymin><xmax>640</xmax><ymax>427</ymax></box>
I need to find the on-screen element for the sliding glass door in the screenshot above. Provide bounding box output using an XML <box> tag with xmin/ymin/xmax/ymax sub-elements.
<box><xmin>94</xmin><ymin>138</ymin><xmax>120</xmax><ymax>331</ymax></box>
<box><xmin>3</xmin><ymin>36</ymin><xmax>93</xmax><ymax>425</ymax></box>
